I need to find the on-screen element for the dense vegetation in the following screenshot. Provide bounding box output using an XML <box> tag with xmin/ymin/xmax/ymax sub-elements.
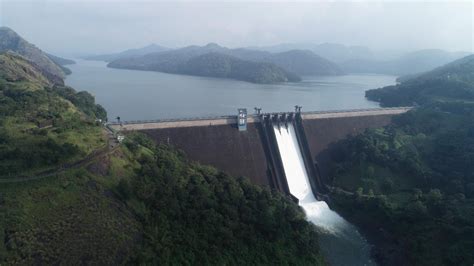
<box><xmin>366</xmin><ymin>55</ymin><xmax>474</xmax><ymax>106</ymax></box>
<box><xmin>119</xmin><ymin>133</ymin><xmax>325</xmax><ymax>265</ymax></box>
<box><xmin>0</xmin><ymin>53</ymin><xmax>106</xmax><ymax>177</ymax></box>
<box><xmin>0</xmin><ymin>132</ymin><xmax>327</xmax><ymax>264</ymax></box>
<box><xmin>179</xmin><ymin>52</ymin><xmax>300</xmax><ymax>83</ymax></box>
<box><xmin>328</xmin><ymin>55</ymin><xmax>474</xmax><ymax>265</ymax></box>
<box><xmin>107</xmin><ymin>42</ymin><xmax>343</xmax><ymax>83</ymax></box>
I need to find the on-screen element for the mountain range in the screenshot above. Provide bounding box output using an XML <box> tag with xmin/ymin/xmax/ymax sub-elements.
<box><xmin>90</xmin><ymin>41</ymin><xmax>472</xmax><ymax>81</ymax></box>
<box><xmin>248</xmin><ymin>42</ymin><xmax>377</xmax><ymax>62</ymax></box>
<box><xmin>106</xmin><ymin>43</ymin><xmax>343</xmax><ymax>83</ymax></box>
<box><xmin>84</xmin><ymin>43</ymin><xmax>169</xmax><ymax>62</ymax></box>
<box><xmin>341</xmin><ymin>49</ymin><xmax>470</xmax><ymax>76</ymax></box>
<box><xmin>252</xmin><ymin>43</ymin><xmax>471</xmax><ymax>76</ymax></box>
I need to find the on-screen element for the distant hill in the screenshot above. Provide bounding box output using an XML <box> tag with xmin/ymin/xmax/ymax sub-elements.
<box><xmin>107</xmin><ymin>43</ymin><xmax>343</xmax><ymax>83</ymax></box>
<box><xmin>45</xmin><ymin>53</ymin><xmax>75</xmax><ymax>65</ymax></box>
<box><xmin>342</xmin><ymin>49</ymin><xmax>470</xmax><ymax>76</ymax></box>
<box><xmin>254</xmin><ymin>43</ymin><xmax>471</xmax><ymax>76</ymax></box>
<box><xmin>366</xmin><ymin>54</ymin><xmax>474</xmax><ymax>106</ymax></box>
<box><xmin>179</xmin><ymin>52</ymin><xmax>301</xmax><ymax>83</ymax></box>
<box><xmin>269</xmin><ymin>50</ymin><xmax>344</xmax><ymax>75</ymax></box>
<box><xmin>111</xmin><ymin>51</ymin><xmax>300</xmax><ymax>83</ymax></box>
<box><xmin>0</xmin><ymin>27</ymin><xmax>67</xmax><ymax>84</ymax></box>
<box><xmin>249</xmin><ymin>42</ymin><xmax>376</xmax><ymax>63</ymax></box>
<box><xmin>45</xmin><ymin>53</ymin><xmax>75</xmax><ymax>75</ymax></box>
<box><xmin>84</xmin><ymin>44</ymin><xmax>169</xmax><ymax>62</ymax></box>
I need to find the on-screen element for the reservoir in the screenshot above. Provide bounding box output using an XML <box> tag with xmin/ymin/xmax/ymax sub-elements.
<box><xmin>66</xmin><ymin>59</ymin><xmax>396</xmax><ymax>121</ymax></box>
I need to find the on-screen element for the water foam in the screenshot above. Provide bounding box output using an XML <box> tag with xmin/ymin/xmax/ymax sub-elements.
<box><xmin>273</xmin><ymin>123</ymin><xmax>375</xmax><ymax>266</ymax></box>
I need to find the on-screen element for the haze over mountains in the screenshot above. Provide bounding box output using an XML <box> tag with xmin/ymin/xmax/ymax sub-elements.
<box><xmin>366</xmin><ymin>54</ymin><xmax>474</xmax><ymax>106</ymax></box>
<box><xmin>84</xmin><ymin>44</ymin><xmax>169</xmax><ymax>62</ymax></box>
<box><xmin>252</xmin><ymin>43</ymin><xmax>470</xmax><ymax>75</ymax></box>
<box><xmin>341</xmin><ymin>49</ymin><xmax>470</xmax><ymax>76</ymax></box>
<box><xmin>248</xmin><ymin>42</ymin><xmax>378</xmax><ymax>62</ymax></box>
<box><xmin>1</xmin><ymin>24</ymin><xmax>469</xmax><ymax>85</ymax></box>
<box><xmin>86</xmin><ymin>41</ymin><xmax>471</xmax><ymax>84</ymax></box>
<box><xmin>0</xmin><ymin>27</ymin><xmax>71</xmax><ymax>85</ymax></box>
<box><xmin>104</xmin><ymin>43</ymin><xmax>343</xmax><ymax>83</ymax></box>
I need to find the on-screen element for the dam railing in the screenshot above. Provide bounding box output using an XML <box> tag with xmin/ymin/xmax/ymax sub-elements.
<box><xmin>108</xmin><ymin>107</ymin><xmax>412</xmax><ymax>125</ymax></box>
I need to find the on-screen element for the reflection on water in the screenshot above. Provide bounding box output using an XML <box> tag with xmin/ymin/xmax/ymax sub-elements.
<box><xmin>66</xmin><ymin>59</ymin><xmax>396</xmax><ymax>121</ymax></box>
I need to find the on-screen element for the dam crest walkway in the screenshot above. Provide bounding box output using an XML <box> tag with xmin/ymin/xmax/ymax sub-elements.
<box><xmin>109</xmin><ymin>107</ymin><xmax>411</xmax><ymax>131</ymax></box>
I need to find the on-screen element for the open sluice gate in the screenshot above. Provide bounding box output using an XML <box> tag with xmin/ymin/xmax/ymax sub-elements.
<box><xmin>260</xmin><ymin>112</ymin><xmax>375</xmax><ymax>266</ymax></box>
<box><xmin>260</xmin><ymin>112</ymin><xmax>326</xmax><ymax>201</ymax></box>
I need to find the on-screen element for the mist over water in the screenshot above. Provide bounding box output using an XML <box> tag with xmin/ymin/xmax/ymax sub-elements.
<box><xmin>273</xmin><ymin>124</ymin><xmax>375</xmax><ymax>266</ymax></box>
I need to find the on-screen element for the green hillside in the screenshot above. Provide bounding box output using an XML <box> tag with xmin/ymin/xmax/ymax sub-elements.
<box><xmin>326</xmin><ymin>55</ymin><xmax>474</xmax><ymax>265</ymax></box>
<box><xmin>0</xmin><ymin>27</ymin><xmax>67</xmax><ymax>84</ymax></box>
<box><xmin>0</xmin><ymin>52</ymin><xmax>106</xmax><ymax>178</ymax></box>
<box><xmin>107</xmin><ymin>43</ymin><xmax>345</xmax><ymax>83</ymax></box>
<box><xmin>0</xmin><ymin>131</ymin><xmax>326</xmax><ymax>264</ymax></box>
<box><xmin>179</xmin><ymin>52</ymin><xmax>301</xmax><ymax>83</ymax></box>
<box><xmin>366</xmin><ymin>54</ymin><xmax>474</xmax><ymax>106</ymax></box>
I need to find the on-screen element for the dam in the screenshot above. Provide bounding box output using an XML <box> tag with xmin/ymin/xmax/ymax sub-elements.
<box><xmin>109</xmin><ymin>107</ymin><xmax>410</xmax><ymax>191</ymax></box>
<box><xmin>110</xmin><ymin>107</ymin><xmax>409</xmax><ymax>265</ymax></box>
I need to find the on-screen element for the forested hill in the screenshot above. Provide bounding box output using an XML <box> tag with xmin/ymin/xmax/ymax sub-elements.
<box><xmin>0</xmin><ymin>27</ymin><xmax>68</xmax><ymax>84</ymax></box>
<box><xmin>326</xmin><ymin>54</ymin><xmax>474</xmax><ymax>265</ymax></box>
<box><xmin>269</xmin><ymin>49</ymin><xmax>344</xmax><ymax>75</ymax></box>
<box><xmin>109</xmin><ymin>51</ymin><xmax>301</xmax><ymax>83</ymax></box>
<box><xmin>84</xmin><ymin>43</ymin><xmax>169</xmax><ymax>62</ymax></box>
<box><xmin>107</xmin><ymin>43</ymin><xmax>343</xmax><ymax>83</ymax></box>
<box><xmin>0</xmin><ymin>52</ymin><xmax>107</xmax><ymax>176</ymax></box>
<box><xmin>366</xmin><ymin>54</ymin><xmax>474</xmax><ymax>106</ymax></box>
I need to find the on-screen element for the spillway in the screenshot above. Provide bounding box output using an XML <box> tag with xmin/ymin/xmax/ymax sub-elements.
<box><xmin>273</xmin><ymin>123</ymin><xmax>375</xmax><ymax>266</ymax></box>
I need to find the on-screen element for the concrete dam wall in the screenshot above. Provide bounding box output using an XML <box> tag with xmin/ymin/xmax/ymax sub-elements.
<box><xmin>301</xmin><ymin>112</ymin><xmax>399</xmax><ymax>183</ymax></box>
<box><xmin>138</xmin><ymin>123</ymin><xmax>271</xmax><ymax>187</ymax></box>
<box><xmin>111</xmin><ymin>108</ymin><xmax>410</xmax><ymax>192</ymax></box>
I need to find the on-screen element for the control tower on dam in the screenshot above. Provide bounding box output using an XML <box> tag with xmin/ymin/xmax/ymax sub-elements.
<box><xmin>109</xmin><ymin>107</ymin><xmax>410</xmax><ymax>194</ymax></box>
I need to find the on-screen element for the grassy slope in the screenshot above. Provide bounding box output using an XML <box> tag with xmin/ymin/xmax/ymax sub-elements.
<box><xmin>0</xmin><ymin>135</ymin><xmax>327</xmax><ymax>265</ymax></box>
<box><xmin>0</xmin><ymin>167</ymin><xmax>141</xmax><ymax>264</ymax></box>
<box><xmin>0</xmin><ymin>53</ymin><xmax>106</xmax><ymax>177</ymax></box>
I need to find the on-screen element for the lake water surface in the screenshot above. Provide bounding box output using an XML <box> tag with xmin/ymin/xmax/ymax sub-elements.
<box><xmin>66</xmin><ymin>59</ymin><xmax>396</xmax><ymax>121</ymax></box>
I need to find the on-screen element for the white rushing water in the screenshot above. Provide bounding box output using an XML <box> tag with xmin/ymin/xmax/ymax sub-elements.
<box><xmin>273</xmin><ymin>124</ymin><xmax>375</xmax><ymax>266</ymax></box>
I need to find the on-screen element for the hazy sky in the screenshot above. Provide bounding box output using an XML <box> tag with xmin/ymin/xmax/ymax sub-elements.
<box><xmin>1</xmin><ymin>0</ymin><xmax>472</xmax><ymax>56</ymax></box>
